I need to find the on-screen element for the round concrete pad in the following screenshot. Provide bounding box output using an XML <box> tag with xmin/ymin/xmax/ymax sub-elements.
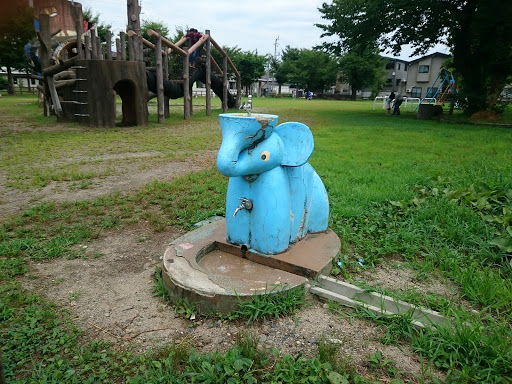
<box><xmin>199</xmin><ymin>249</ymin><xmax>296</xmax><ymax>294</ymax></box>
<box><xmin>162</xmin><ymin>218</ymin><xmax>340</xmax><ymax>314</ymax></box>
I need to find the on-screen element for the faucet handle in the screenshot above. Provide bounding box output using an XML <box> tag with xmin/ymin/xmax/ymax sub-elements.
<box><xmin>233</xmin><ymin>197</ymin><xmax>253</xmax><ymax>217</ymax></box>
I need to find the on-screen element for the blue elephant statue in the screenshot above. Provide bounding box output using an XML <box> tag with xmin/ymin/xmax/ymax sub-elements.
<box><xmin>216</xmin><ymin>113</ymin><xmax>329</xmax><ymax>255</ymax></box>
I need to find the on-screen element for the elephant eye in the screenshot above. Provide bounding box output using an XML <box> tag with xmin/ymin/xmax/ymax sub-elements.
<box><xmin>260</xmin><ymin>151</ymin><xmax>270</xmax><ymax>161</ymax></box>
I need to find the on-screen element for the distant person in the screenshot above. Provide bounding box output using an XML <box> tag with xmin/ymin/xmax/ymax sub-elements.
<box><xmin>385</xmin><ymin>92</ymin><xmax>395</xmax><ymax>115</ymax></box>
<box><xmin>292</xmin><ymin>89</ymin><xmax>296</xmax><ymax>99</ymax></box>
<box><xmin>392</xmin><ymin>92</ymin><xmax>404</xmax><ymax>115</ymax></box>
<box><xmin>186</xmin><ymin>28</ymin><xmax>203</xmax><ymax>65</ymax></box>
<box><xmin>307</xmin><ymin>91</ymin><xmax>313</xmax><ymax>100</ymax></box>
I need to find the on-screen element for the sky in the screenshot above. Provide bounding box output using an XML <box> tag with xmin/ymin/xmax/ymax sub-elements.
<box><xmin>77</xmin><ymin>0</ymin><xmax>449</xmax><ymax>61</ymax></box>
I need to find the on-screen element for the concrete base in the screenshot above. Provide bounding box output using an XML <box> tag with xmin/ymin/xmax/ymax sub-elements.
<box><xmin>162</xmin><ymin>218</ymin><xmax>340</xmax><ymax>314</ymax></box>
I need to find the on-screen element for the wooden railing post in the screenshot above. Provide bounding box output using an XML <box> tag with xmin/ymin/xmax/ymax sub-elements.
<box><xmin>155</xmin><ymin>30</ymin><xmax>164</xmax><ymax>123</ymax></box>
<box><xmin>205</xmin><ymin>30</ymin><xmax>211</xmax><ymax>116</ymax></box>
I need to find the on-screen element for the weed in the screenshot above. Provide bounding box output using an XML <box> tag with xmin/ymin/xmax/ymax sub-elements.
<box><xmin>230</xmin><ymin>284</ymin><xmax>306</xmax><ymax>323</ymax></box>
<box><xmin>174</xmin><ymin>298</ymin><xmax>197</xmax><ymax>320</ymax></box>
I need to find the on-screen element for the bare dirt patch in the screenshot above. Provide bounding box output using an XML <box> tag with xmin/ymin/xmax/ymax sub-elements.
<box><xmin>0</xmin><ymin>150</ymin><xmax>217</xmax><ymax>219</ymax></box>
<box><xmin>23</xmin><ymin>220</ymin><xmax>443</xmax><ymax>381</ymax></box>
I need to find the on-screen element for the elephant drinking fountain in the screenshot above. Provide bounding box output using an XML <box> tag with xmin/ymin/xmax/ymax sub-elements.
<box><xmin>217</xmin><ymin>113</ymin><xmax>329</xmax><ymax>255</ymax></box>
<box><xmin>161</xmin><ymin>113</ymin><xmax>340</xmax><ymax>313</ymax></box>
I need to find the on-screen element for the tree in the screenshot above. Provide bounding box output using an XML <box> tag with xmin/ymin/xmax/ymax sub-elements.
<box><xmin>280</xmin><ymin>47</ymin><xmax>338</xmax><ymax>95</ymax></box>
<box><xmin>270</xmin><ymin>57</ymin><xmax>289</xmax><ymax>95</ymax></box>
<box><xmin>0</xmin><ymin>3</ymin><xmax>34</xmax><ymax>95</ymax></box>
<box><xmin>338</xmin><ymin>45</ymin><xmax>386</xmax><ymax>100</ymax></box>
<box><xmin>316</xmin><ymin>0</ymin><xmax>512</xmax><ymax>114</ymax></box>
<box><xmin>141</xmin><ymin>20</ymin><xmax>170</xmax><ymax>68</ymax></box>
<box><xmin>83</xmin><ymin>7</ymin><xmax>112</xmax><ymax>43</ymax></box>
<box><xmin>142</xmin><ymin>20</ymin><xmax>170</xmax><ymax>41</ymax></box>
<box><xmin>230</xmin><ymin>50</ymin><xmax>266</xmax><ymax>96</ymax></box>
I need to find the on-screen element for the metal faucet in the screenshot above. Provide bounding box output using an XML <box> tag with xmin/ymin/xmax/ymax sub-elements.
<box><xmin>233</xmin><ymin>197</ymin><xmax>253</xmax><ymax>217</ymax></box>
<box><xmin>239</xmin><ymin>102</ymin><xmax>251</xmax><ymax>116</ymax></box>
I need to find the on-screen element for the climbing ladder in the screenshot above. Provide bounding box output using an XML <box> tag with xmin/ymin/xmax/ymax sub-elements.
<box><xmin>414</xmin><ymin>68</ymin><xmax>460</xmax><ymax>111</ymax></box>
<box><xmin>69</xmin><ymin>65</ymin><xmax>89</xmax><ymax>124</ymax></box>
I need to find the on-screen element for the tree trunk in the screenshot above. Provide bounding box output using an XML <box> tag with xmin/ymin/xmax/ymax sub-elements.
<box><xmin>0</xmin><ymin>348</ymin><xmax>5</xmax><ymax>384</ymax></box>
<box><xmin>26</xmin><ymin>68</ymin><xmax>32</xmax><ymax>93</ymax></box>
<box><xmin>351</xmin><ymin>86</ymin><xmax>357</xmax><ymax>100</ymax></box>
<box><xmin>6</xmin><ymin>67</ymin><xmax>15</xmax><ymax>95</ymax></box>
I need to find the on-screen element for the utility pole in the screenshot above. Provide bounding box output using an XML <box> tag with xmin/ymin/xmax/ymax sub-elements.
<box><xmin>270</xmin><ymin>36</ymin><xmax>279</xmax><ymax>96</ymax></box>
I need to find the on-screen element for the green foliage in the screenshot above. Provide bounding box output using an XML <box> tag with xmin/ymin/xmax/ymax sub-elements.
<box><xmin>82</xmin><ymin>7</ymin><xmax>112</xmax><ymax>43</ymax></box>
<box><xmin>229</xmin><ymin>284</ymin><xmax>306</xmax><ymax>323</ymax></box>
<box><xmin>338</xmin><ymin>46</ymin><xmax>386</xmax><ymax>99</ymax></box>
<box><xmin>142</xmin><ymin>20</ymin><xmax>170</xmax><ymax>41</ymax></box>
<box><xmin>442</xmin><ymin>184</ymin><xmax>512</xmax><ymax>255</ymax></box>
<box><xmin>413</xmin><ymin>317</ymin><xmax>512</xmax><ymax>383</ymax></box>
<box><xmin>279</xmin><ymin>46</ymin><xmax>338</xmax><ymax>94</ymax></box>
<box><xmin>0</xmin><ymin>3</ymin><xmax>34</xmax><ymax>94</ymax></box>
<box><xmin>316</xmin><ymin>0</ymin><xmax>512</xmax><ymax>113</ymax></box>
<box><xmin>230</xmin><ymin>50</ymin><xmax>267</xmax><ymax>94</ymax></box>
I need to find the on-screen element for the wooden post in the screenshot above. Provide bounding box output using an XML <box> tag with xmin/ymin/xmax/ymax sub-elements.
<box><xmin>187</xmin><ymin>32</ymin><xmax>193</xmax><ymax>116</ymax></box>
<box><xmin>205</xmin><ymin>30</ymin><xmax>211</xmax><ymax>116</ymax></box>
<box><xmin>71</xmin><ymin>3</ymin><xmax>84</xmax><ymax>59</ymax></box>
<box><xmin>127</xmin><ymin>0</ymin><xmax>142</xmax><ymax>61</ymax></box>
<box><xmin>120</xmin><ymin>32</ymin><xmax>126</xmax><ymax>61</ymax></box>
<box><xmin>84</xmin><ymin>35</ymin><xmax>91</xmax><ymax>59</ymax></box>
<box><xmin>236</xmin><ymin>75</ymin><xmax>241</xmax><ymax>108</ymax></box>
<box><xmin>128</xmin><ymin>35</ymin><xmax>135</xmax><ymax>61</ymax></box>
<box><xmin>96</xmin><ymin>36</ymin><xmax>103</xmax><ymax>59</ymax></box>
<box><xmin>155</xmin><ymin>30</ymin><xmax>164</xmax><ymax>123</ymax></box>
<box><xmin>183</xmin><ymin>55</ymin><xmax>190</xmax><ymax>119</ymax></box>
<box><xmin>116</xmin><ymin>38</ymin><xmax>121</xmax><ymax>60</ymax></box>
<box><xmin>163</xmin><ymin>51</ymin><xmax>170</xmax><ymax>118</ymax></box>
<box><xmin>222</xmin><ymin>55</ymin><xmax>228</xmax><ymax>112</ymax></box>
<box><xmin>38</xmin><ymin>14</ymin><xmax>52</xmax><ymax>116</ymax></box>
<box><xmin>90</xmin><ymin>29</ymin><xmax>98</xmax><ymax>59</ymax></box>
<box><xmin>106</xmin><ymin>30</ymin><xmax>112</xmax><ymax>60</ymax></box>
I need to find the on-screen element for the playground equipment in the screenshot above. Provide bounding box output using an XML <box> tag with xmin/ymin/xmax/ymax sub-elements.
<box><xmin>29</xmin><ymin>0</ymin><xmax>240</xmax><ymax>127</ymax></box>
<box><xmin>414</xmin><ymin>68</ymin><xmax>460</xmax><ymax>112</ymax></box>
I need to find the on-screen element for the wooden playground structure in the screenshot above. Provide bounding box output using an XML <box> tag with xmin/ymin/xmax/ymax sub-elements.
<box><xmin>34</xmin><ymin>0</ymin><xmax>241</xmax><ymax>127</ymax></box>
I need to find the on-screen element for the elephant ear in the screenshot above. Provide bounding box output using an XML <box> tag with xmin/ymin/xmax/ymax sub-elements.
<box><xmin>274</xmin><ymin>122</ymin><xmax>314</xmax><ymax>166</ymax></box>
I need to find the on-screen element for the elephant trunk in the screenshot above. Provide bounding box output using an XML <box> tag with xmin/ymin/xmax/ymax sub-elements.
<box><xmin>216</xmin><ymin>113</ymin><xmax>279</xmax><ymax>177</ymax></box>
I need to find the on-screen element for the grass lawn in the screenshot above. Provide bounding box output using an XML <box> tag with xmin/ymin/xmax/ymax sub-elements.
<box><xmin>1</xmin><ymin>94</ymin><xmax>511</xmax><ymax>383</ymax></box>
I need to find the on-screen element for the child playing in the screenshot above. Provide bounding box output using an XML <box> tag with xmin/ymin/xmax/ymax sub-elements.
<box><xmin>385</xmin><ymin>92</ymin><xmax>395</xmax><ymax>115</ymax></box>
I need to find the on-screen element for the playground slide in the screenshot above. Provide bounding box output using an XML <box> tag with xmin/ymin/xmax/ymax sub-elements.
<box><xmin>145</xmin><ymin>65</ymin><xmax>236</xmax><ymax>108</ymax></box>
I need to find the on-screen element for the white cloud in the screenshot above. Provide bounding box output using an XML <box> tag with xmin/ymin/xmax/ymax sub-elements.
<box><xmin>78</xmin><ymin>0</ymin><xmax>448</xmax><ymax>60</ymax></box>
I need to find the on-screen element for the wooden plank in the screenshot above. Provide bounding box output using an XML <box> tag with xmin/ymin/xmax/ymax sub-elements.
<box><xmin>210</xmin><ymin>36</ymin><xmax>240</xmax><ymax>78</ymax></box>
<box><xmin>147</xmin><ymin>29</ymin><xmax>187</xmax><ymax>57</ymax></box>
<box><xmin>188</xmin><ymin>34</ymin><xmax>208</xmax><ymax>55</ymax></box>
<box><xmin>43</xmin><ymin>56</ymin><xmax>78</xmax><ymax>76</ymax></box>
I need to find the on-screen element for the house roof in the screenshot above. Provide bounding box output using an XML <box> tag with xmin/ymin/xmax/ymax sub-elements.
<box><xmin>408</xmin><ymin>52</ymin><xmax>451</xmax><ymax>64</ymax></box>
